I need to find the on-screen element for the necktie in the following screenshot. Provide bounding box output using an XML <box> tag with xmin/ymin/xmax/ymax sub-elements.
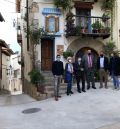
<box><xmin>88</xmin><ymin>55</ymin><xmax>92</xmax><ymax>68</ymax></box>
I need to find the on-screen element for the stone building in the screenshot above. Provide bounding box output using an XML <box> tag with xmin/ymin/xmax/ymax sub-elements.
<box><xmin>18</xmin><ymin>0</ymin><xmax>119</xmax><ymax>95</ymax></box>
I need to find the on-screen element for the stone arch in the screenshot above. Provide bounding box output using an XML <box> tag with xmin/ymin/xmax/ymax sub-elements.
<box><xmin>67</xmin><ymin>37</ymin><xmax>104</xmax><ymax>56</ymax></box>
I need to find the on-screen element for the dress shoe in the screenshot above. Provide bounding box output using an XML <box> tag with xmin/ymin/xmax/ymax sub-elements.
<box><xmin>92</xmin><ymin>86</ymin><xmax>96</xmax><ymax>89</ymax></box>
<box><xmin>105</xmin><ymin>86</ymin><xmax>108</xmax><ymax>89</ymax></box>
<box><xmin>66</xmin><ymin>92</ymin><xmax>70</xmax><ymax>96</ymax></box>
<box><xmin>57</xmin><ymin>95</ymin><xmax>61</xmax><ymax>98</ymax></box>
<box><xmin>99</xmin><ymin>86</ymin><xmax>103</xmax><ymax>89</ymax></box>
<box><xmin>87</xmin><ymin>86</ymin><xmax>90</xmax><ymax>90</ymax></box>
<box><xmin>55</xmin><ymin>97</ymin><xmax>58</xmax><ymax>101</ymax></box>
<box><xmin>77</xmin><ymin>90</ymin><xmax>81</xmax><ymax>93</ymax></box>
<box><xmin>82</xmin><ymin>90</ymin><xmax>86</xmax><ymax>92</ymax></box>
<box><xmin>70</xmin><ymin>91</ymin><xmax>74</xmax><ymax>94</ymax></box>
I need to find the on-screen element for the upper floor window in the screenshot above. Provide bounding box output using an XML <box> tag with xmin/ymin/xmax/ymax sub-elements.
<box><xmin>45</xmin><ymin>16</ymin><xmax>59</xmax><ymax>33</ymax></box>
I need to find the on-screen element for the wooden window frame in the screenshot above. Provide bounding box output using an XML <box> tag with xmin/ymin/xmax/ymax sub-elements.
<box><xmin>45</xmin><ymin>16</ymin><xmax>59</xmax><ymax>33</ymax></box>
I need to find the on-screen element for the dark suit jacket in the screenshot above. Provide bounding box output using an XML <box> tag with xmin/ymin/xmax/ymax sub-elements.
<box><xmin>82</xmin><ymin>54</ymin><xmax>96</xmax><ymax>71</ymax></box>
<box><xmin>109</xmin><ymin>56</ymin><xmax>120</xmax><ymax>76</ymax></box>
<box><xmin>52</xmin><ymin>61</ymin><xmax>64</xmax><ymax>75</ymax></box>
<box><xmin>73</xmin><ymin>62</ymin><xmax>84</xmax><ymax>77</ymax></box>
<box><xmin>97</xmin><ymin>56</ymin><xmax>109</xmax><ymax>71</ymax></box>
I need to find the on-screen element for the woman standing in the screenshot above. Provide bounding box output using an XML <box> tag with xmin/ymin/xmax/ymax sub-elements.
<box><xmin>65</xmin><ymin>57</ymin><xmax>74</xmax><ymax>95</ymax></box>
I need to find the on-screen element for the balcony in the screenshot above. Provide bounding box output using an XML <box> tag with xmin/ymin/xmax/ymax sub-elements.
<box><xmin>65</xmin><ymin>14</ymin><xmax>110</xmax><ymax>39</ymax></box>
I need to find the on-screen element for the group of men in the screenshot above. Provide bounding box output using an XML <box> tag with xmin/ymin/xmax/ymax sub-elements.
<box><xmin>52</xmin><ymin>49</ymin><xmax>120</xmax><ymax>101</ymax></box>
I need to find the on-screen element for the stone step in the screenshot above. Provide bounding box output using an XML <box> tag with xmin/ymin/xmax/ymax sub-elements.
<box><xmin>42</xmin><ymin>71</ymin><xmax>53</xmax><ymax>77</ymax></box>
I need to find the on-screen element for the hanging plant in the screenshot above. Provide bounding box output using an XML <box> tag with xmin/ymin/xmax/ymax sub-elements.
<box><xmin>54</xmin><ymin>0</ymin><xmax>73</xmax><ymax>11</ymax></box>
<box><xmin>101</xmin><ymin>0</ymin><xmax>115</xmax><ymax>11</ymax></box>
<box><xmin>102</xmin><ymin>13</ymin><xmax>110</xmax><ymax>22</ymax></box>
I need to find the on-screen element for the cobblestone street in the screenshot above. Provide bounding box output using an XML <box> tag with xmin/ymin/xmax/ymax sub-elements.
<box><xmin>0</xmin><ymin>82</ymin><xmax>120</xmax><ymax>129</ymax></box>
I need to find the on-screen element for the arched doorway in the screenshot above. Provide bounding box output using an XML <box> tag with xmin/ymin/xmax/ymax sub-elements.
<box><xmin>75</xmin><ymin>47</ymin><xmax>98</xmax><ymax>60</ymax></box>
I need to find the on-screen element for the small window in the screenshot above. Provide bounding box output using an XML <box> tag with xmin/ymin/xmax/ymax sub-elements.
<box><xmin>45</xmin><ymin>16</ymin><xmax>59</xmax><ymax>33</ymax></box>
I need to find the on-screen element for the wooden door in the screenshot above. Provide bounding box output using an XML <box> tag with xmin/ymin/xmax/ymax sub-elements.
<box><xmin>41</xmin><ymin>39</ymin><xmax>53</xmax><ymax>71</ymax></box>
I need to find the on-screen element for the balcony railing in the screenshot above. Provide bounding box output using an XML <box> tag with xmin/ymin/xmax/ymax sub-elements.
<box><xmin>65</xmin><ymin>15</ymin><xmax>111</xmax><ymax>39</ymax></box>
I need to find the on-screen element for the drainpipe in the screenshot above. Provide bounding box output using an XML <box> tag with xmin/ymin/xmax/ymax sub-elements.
<box><xmin>26</xmin><ymin>0</ymin><xmax>29</xmax><ymax>51</ymax></box>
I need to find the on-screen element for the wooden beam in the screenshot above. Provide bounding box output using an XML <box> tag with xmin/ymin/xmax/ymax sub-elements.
<box><xmin>74</xmin><ymin>2</ymin><xmax>94</xmax><ymax>9</ymax></box>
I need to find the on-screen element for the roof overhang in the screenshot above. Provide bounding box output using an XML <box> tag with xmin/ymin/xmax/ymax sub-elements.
<box><xmin>0</xmin><ymin>13</ymin><xmax>5</xmax><ymax>22</ymax></box>
<box><xmin>0</xmin><ymin>39</ymin><xmax>14</xmax><ymax>56</ymax></box>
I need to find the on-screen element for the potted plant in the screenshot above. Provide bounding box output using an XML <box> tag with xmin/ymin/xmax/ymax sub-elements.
<box><xmin>92</xmin><ymin>20</ymin><xmax>103</xmax><ymax>33</ymax></box>
<box><xmin>63</xmin><ymin>50</ymin><xmax>74</xmax><ymax>59</ymax></box>
<box><xmin>102</xmin><ymin>13</ymin><xmax>110</xmax><ymax>22</ymax></box>
<box><xmin>105</xmin><ymin>27</ymin><xmax>111</xmax><ymax>33</ymax></box>
<box><xmin>103</xmin><ymin>41</ymin><xmax>116</xmax><ymax>57</ymax></box>
<box><xmin>28</xmin><ymin>69</ymin><xmax>45</xmax><ymax>93</ymax></box>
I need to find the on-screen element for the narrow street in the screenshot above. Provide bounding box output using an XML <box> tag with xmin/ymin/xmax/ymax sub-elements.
<box><xmin>0</xmin><ymin>82</ymin><xmax>120</xmax><ymax>129</ymax></box>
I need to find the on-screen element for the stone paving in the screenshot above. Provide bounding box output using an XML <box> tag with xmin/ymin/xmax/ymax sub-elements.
<box><xmin>0</xmin><ymin>82</ymin><xmax>120</xmax><ymax>129</ymax></box>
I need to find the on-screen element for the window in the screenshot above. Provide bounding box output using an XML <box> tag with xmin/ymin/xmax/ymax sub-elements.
<box><xmin>33</xmin><ymin>19</ymin><xmax>39</xmax><ymax>30</ymax></box>
<box><xmin>14</xmin><ymin>70</ymin><xmax>17</xmax><ymax>78</ymax></box>
<box><xmin>45</xmin><ymin>16</ymin><xmax>59</xmax><ymax>33</ymax></box>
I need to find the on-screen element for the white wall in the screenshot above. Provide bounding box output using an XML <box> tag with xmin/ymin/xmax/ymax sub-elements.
<box><xmin>1</xmin><ymin>54</ymin><xmax>10</xmax><ymax>91</ymax></box>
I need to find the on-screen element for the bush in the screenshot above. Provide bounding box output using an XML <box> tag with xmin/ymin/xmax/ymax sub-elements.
<box><xmin>28</xmin><ymin>69</ymin><xmax>45</xmax><ymax>86</ymax></box>
<box><xmin>103</xmin><ymin>41</ymin><xmax>116</xmax><ymax>57</ymax></box>
<box><xmin>63</xmin><ymin>50</ymin><xmax>74</xmax><ymax>59</ymax></box>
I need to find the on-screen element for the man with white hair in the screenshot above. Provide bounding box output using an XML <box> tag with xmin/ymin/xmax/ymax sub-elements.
<box><xmin>65</xmin><ymin>57</ymin><xmax>74</xmax><ymax>95</ymax></box>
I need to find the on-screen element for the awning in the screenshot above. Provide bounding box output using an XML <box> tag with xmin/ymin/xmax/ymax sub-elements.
<box><xmin>42</xmin><ymin>8</ymin><xmax>62</xmax><ymax>15</ymax></box>
<box><xmin>0</xmin><ymin>39</ymin><xmax>14</xmax><ymax>56</ymax></box>
<box><xmin>0</xmin><ymin>13</ymin><xmax>5</xmax><ymax>22</ymax></box>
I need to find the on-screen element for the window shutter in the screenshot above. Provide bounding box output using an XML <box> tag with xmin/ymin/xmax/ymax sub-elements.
<box><xmin>45</xmin><ymin>17</ymin><xmax>49</xmax><ymax>32</ymax></box>
<box><xmin>55</xmin><ymin>17</ymin><xmax>59</xmax><ymax>32</ymax></box>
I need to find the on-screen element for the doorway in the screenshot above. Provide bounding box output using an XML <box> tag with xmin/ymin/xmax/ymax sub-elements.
<box><xmin>75</xmin><ymin>47</ymin><xmax>98</xmax><ymax>61</ymax></box>
<box><xmin>41</xmin><ymin>39</ymin><xmax>54</xmax><ymax>71</ymax></box>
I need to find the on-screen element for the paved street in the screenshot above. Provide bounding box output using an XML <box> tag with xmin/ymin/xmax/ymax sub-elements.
<box><xmin>1</xmin><ymin>82</ymin><xmax>120</xmax><ymax>129</ymax></box>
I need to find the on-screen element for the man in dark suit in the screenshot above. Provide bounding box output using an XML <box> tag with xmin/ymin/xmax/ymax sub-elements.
<box><xmin>73</xmin><ymin>57</ymin><xmax>86</xmax><ymax>93</ymax></box>
<box><xmin>52</xmin><ymin>55</ymin><xmax>64</xmax><ymax>101</ymax></box>
<box><xmin>82</xmin><ymin>49</ymin><xmax>96</xmax><ymax>90</ymax></box>
<box><xmin>97</xmin><ymin>51</ymin><xmax>109</xmax><ymax>88</ymax></box>
<box><xmin>109</xmin><ymin>53</ymin><xmax>120</xmax><ymax>90</ymax></box>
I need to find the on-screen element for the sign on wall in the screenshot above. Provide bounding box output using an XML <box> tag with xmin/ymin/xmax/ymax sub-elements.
<box><xmin>57</xmin><ymin>45</ymin><xmax>64</xmax><ymax>55</ymax></box>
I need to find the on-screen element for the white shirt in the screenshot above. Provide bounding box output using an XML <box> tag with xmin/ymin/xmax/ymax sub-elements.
<box><xmin>100</xmin><ymin>57</ymin><xmax>104</xmax><ymax>68</ymax></box>
<box><xmin>68</xmin><ymin>63</ymin><xmax>73</xmax><ymax>73</ymax></box>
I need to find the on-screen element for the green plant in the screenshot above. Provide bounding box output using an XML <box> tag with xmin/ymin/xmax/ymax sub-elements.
<box><xmin>63</xmin><ymin>50</ymin><xmax>74</xmax><ymax>59</ymax></box>
<box><xmin>24</xmin><ymin>23</ymin><xmax>45</xmax><ymax>68</ymax></box>
<box><xmin>92</xmin><ymin>20</ymin><xmax>103</xmax><ymax>30</ymax></box>
<box><xmin>102</xmin><ymin>13</ymin><xmax>110</xmax><ymax>22</ymax></box>
<box><xmin>105</xmin><ymin>27</ymin><xmax>111</xmax><ymax>33</ymax></box>
<box><xmin>28</xmin><ymin>69</ymin><xmax>45</xmax><ymax>86</ymax></box>
<box><xmin>103</xmin><ymin>41</ymin><xmax>116</xmax><ymax>57</ymax></box>
<box><xmin>54</xmin><ymin>0</ymin><xmax>72</xmax><ymax>11</ymax></box>
<box><xmin>101</xmin><ymin>0</ymin><xmax>114</xmax><ymax>11</ymax></box>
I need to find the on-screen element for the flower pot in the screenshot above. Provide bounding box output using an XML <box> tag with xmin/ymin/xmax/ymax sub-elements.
<box><xmin>98</xmin><ymin>29</ymin><xmax>105</xmax><ymax>33</ymax></box>
<box><xmin>92</xmin><ymin>29</ymin><xmax>98</xmax><ymax>33</ymax></box>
